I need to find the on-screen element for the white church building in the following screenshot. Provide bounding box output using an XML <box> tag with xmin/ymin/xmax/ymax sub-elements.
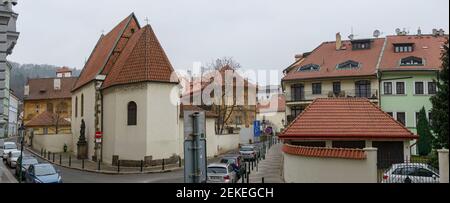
<box><xmin>71</xmin><ymin>13</ymin><xmax>181</xmax><ymax>166</ymax></box>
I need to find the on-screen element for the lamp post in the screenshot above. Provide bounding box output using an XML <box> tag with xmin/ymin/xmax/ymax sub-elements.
<box><xmin>18</xmin><ymin>124</ymin><xmax>25</xmax><ymax>183</ymax></box>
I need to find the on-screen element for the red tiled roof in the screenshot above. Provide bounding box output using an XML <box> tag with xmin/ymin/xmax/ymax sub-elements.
<box><xmin>25</xmin><ymin>111</ymin><xmax>71</xmax><ymax>127</ymax></box>
<box><xmin>24</xmin><ymin>77</ymin><xmax>77</xmax><ymax>101</ymax></box>
<box><xmin>101</xmin><ymin>25</ymin><xmax>178</xmax><ymax>89</ymax></box>
<box><xmin>280</xmin><ymin>98</ymin><xmax>418</xmax><ymax>140</ymax></box>
<box><xmin>182</xmin><ymin>65</ymin><xmax>257</xmax><ymax>96</ymax></box>
<box><xmin>72</xmin><ymin>14</ymin><xmax>136</xmax><ymax>91</ymax></box>
<box><xmin>56</xmin><ymin>66</ymin><xmax>72</xmax><ymax>73</ymax></box>
<box><xmin>180</xmin><ymin>105</ymin><xmax>218</xmax><ymax>118</ymax></box>
<box><xmin>380</xmin><ymin>35</ymin><xmax>448</xmax><ymax>71</ymax></box>
<box><xmin>282</xmin><ymin>38</ymin><xmax>385</xmax><ymax>81</ymax></box>
<box><xmin>257</xmin><ymin>94</ymin><xmax>286</xmax><ymax>113</ymax></box>
<box><xmin>282</xmin><ymin>144</ymin><xmax>367</xmax><ymax>160</ymax></box>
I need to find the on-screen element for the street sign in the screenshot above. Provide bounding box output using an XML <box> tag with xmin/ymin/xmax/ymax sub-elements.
<box><xmin>254</xmin><ymin>120</ymin><xmax>261</xmax><ymax>137</ymax></box>
<box><xmin>95</xmin><ymin>132</ymin><xmax>102</xmax><ymax>144</ymax></box>
<box><xmin>184</xmin><ymin>139</ymin><xmax>207</xmax><ymax>183</ymax></box>
<box><xmin>184</xmin><ymin>111</ymin><xmax>206</xmax><ymax>140</ymax></box>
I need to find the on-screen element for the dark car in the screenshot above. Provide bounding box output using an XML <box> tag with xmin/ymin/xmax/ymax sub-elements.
<box><xmin>15</xmin><ymin>156</ymin><xmax>39</xmax><ymax>180</ymax></box>
<box><xmin>220</xmin><ymin>155</ymin><xmax>245</xmax><ymax>179</ymax></box>
<box><xmin>25</xmin><ymin>164</ymin><xmax>62</xmax><ymax>183</ymax></box>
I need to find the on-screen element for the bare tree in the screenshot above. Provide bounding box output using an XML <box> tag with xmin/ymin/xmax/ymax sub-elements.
<box><xmin>205</xmin><ymin>57</ymin><xmax>242</xmax><ymax>134</ymax></box>
<box><xmin>52</xmin><ymin>101</ymin><xmax>68</xmax><ymax>134</ymax></box>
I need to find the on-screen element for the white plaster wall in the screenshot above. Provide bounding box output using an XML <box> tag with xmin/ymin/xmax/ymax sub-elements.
<box><xmin>257</xmin><ymin>111</ymin><xmax>286</xmax><ymax>133</ymax></box>
<box><xmin>102</xmin><ymin>84</ymin><xmax>148</xmax><ymax>164</ymax></box>
<box><xmin>216</xmin><ymin>134</ymin><xmax>240</xmax><ymax>154</ymax></box>
<box><xmin>283</xmin><ymin>149</ymin><xmax>378</xmax><ymax>183</ymax></box>
<box><xmin>32</xmin><ymin>134</ymin><xmax>73</xmax><ymax>153</ymax></box>
<box><xmin>178</xmin><ymin>118</ymin><xmax>217</xmax><ymax>158</ymax></box>
<box><xmin>71</xmin><ymin>82</ymin><xmax>97</xmax><ymax>158</ymax></box>
<box><xmin>146</xmin><ymin>83</ymin><xmax>180</xmax><ymax>160</ymax></box>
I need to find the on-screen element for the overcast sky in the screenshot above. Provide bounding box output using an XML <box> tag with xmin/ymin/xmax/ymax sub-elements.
<box><xmin>9</xmin><ymin>0</ymin><xmax>450</xmax><ymax>78</ymax></box>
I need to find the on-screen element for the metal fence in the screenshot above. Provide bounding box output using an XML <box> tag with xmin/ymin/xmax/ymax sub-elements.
<box><xmin>377</xmin><ymin>156</ymin><xmax>440</xmax><ymax>183</ymax></box>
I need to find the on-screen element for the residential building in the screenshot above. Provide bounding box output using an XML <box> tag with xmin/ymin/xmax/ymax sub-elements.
<box><xmin>0</xmin><ymin>0</ymin><xmax>19</xmax><ymax>137</ymax></box>
<box><xmin>256</xmin><ymin>94</ymin><xmax>286</xmax><ymax>133</ymax></box>
<box><xmin>379</xmin><ymin>32</ymin><xmax>448</xmax><ymax>135</ymax></box>
<box><xmin>181</xmin><ymin>66</ymin><xmax>257</xmax><ymax>134</ymax></box>
<box><xmin>282</xmin><ymin>33</ymin><xmax>383</xmax><ymax>124</ymax></box>
<box><xmin>56</xmin><ymin>67</ymin><xmax>73</xmax><ymax>78</ymax></box>
<box><xmin>7</xmin><ymin>91</ymin><xmax>19</xmax><ymax>137</ymax></box>
<box><xmin>257</xmin><ymin>85</ymin><xmax>282</xmax><ymax>101</ymax></box>
<box><xmin>279</xmin><ymin>98</ymin><xmax>418</xmax><ymax>168</ymax></box>
<box><xmin>23</xmin><ymin>70</ymin><xmax>76</xmax><ymax>134</ymax></box>
<box><xmin>72</xmin><ymin>13</ymin><xmax>180</xmax><ymax>165</ymax></box>
<box><xmin>379</xmin><ymin>31</ymin><xmax>448</xmax><ymax>154</ymax></box>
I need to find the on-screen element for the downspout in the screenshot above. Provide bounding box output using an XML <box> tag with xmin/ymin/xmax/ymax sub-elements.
<box><xmin>100</xmin><ymin>89</ymin><xmax>104</xmax><ymax>163</ymax></box>
<box><xmin>375</xmin><ymin>38</ymin><xmax>388</xmax><ymax>107</ymax></box>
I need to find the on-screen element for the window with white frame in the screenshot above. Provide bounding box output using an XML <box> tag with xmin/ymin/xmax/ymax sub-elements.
<box><xmin>383</xmin><ymin>82</ymin><xmax>393</xmax><ymax>95</ymax></box>
<box><xmin>428</xmin><ymin>82</ymin><xmax>437</xmax><ymax>95</ymax></box>
<box><xmin>415</xmin><ymin>82</ymin><xmax>425</xmax><ymax>95</ymax></box>
<box><xmin>396</xmin><ymin>82</ymin><xmax>406</xmax><ymax>95</ymax></box>
<box><xmin>396</xmin><ymin>112</ymin><xmax>406</xmax><ymax>126</ymax></box>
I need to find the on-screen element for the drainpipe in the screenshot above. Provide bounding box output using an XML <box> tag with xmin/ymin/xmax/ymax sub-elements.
<box><xmin>100</xmin><ymin>89</ymin><xmax>104</xmax><ymax>163</ymax></box>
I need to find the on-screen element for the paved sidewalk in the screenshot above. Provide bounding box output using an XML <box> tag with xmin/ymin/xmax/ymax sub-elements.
<box><xmin>248</xmin><ymin>143</ymin><xmax>284</xmax><ymax>183</ymax></box>
<box><xmin>26</xmin><ymin>147</ymin><xmax>181</xmax><ymax>174</ymax></box>
<box><xmin>0</xmin><ymin>161</ymin><xmax>17</xmax><ymax>183</ymax></box>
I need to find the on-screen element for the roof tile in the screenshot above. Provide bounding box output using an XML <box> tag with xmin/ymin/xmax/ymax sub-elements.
<box><xmin>282</xmin><ymin>144</ymin><xmax>366</xmax><ymax>160</ymax></box>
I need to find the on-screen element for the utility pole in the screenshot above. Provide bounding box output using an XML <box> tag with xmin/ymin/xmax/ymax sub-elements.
<box><xmin>184</xmin><ymin>111</ymin><xmax>207</xmax><ymax>183</ymax></box>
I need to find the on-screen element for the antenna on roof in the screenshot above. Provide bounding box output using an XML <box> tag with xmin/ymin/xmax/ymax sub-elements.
<box><xmin>417</xmin><ymin>27</ymin><xmax>422</xmax><ymax>36</ymax></box>
<box><xmin>395</xmin><ymin>28</ymin><xmax>401</xmax><ymax>35</ymax></box>
<box><xmin>373</xmin><ymin>30</ymin><xmax>381</xmax><ymax>38</ymax></box>
<box><xmin>144</xmin><ymin>17</ymin><xmax>149</xmax><ymax>25</ymax></box>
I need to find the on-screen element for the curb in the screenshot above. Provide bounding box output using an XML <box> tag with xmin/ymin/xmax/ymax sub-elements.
<box><xmin>25</xmin><ymin>148</ymin><xmax>183</xmax><ymax>175</ymax></box>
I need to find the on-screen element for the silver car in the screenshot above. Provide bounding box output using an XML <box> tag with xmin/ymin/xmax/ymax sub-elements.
<box><xmin>1</xmin><ymin>142</ymin><xmax>18</xmax><ymax>160</ymax></box>
<box><xmin>7</xmin><ymin>150</ymin><xmax>22</xmax><ymax>168</ymax></box>
<box><xmin>239</xmin><ymin>145</ymin><xmax>257</xmax><ymax>161</ymax></box>
<box><xmin>382</xmin><ymin>163</ymin><xmax>440</xmax><ymax>183</ymax></box>
<box><xmin>207</xmin><ymin>163</ymin><xmax>238</xmax><ymax>183</ymax></box>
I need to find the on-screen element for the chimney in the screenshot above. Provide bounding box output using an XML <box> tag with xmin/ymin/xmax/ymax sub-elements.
<box><xmin>54</xmin><ymin>78</ymin><xmax>61</xmax><ymax>90</ymax></box>
<box><xmin>336</xmin><ymin>32</ymin><xmax>342</xmax><ymax>50</ymax></box>
<box><xmin>24</xmin><ymin>85</ymin><xmax>29</xmax><ymax>96</ymax></box>
<box><xmin>294</xmin><ymin>54</ymin><xmax>303</xmax><ymax>61</ymax></box>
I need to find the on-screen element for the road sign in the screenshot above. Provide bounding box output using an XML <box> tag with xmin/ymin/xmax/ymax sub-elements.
<box><xmin>95</xmin><ymin>132</ymin><xmax>102</xmax><ymax>144</ymax></box>
<box><xmin>254</xmin><ymin>120</ymin><xmax>261</xmax><ymax>137</ymax></box>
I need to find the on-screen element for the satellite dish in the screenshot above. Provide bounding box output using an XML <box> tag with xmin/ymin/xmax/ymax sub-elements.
<box><xmin>432</xmin><ymin>29</ymin><xmax>438</xmax><ymax>35</ymax></box>
<box><xmin>395</xmin><ymin>28</ymin><xmax>401</xmax><ymax>35</ymax></box>
<box><xmin>373</xmin><ymin>30</ymin><xmax>381</xmax><ymax>38</ymax></box>
<box><xmin>348</xmin><ymin>34</ymin><xmax>354</xmax><ymax>40</ymax></box>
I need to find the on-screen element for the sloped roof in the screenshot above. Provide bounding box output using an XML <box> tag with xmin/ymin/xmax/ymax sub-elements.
<box><xmin>24</xmin><ymin>77</ymin><xmax>77</xmax><ymax>101</ymax></box>
<box><xmin>25</xmin><ymin>111</ymin><xmax>71</xmax><ymax>127</ymax></box>
<box><xmin>72</xmin><ymin>14</ymin><xmax>137</xmax><ymax>91</ymax></box>
<box><xmin>282</xmin><ymin>144</ymin><xmax>366</xmax><ymax>160</ymax></box>
<box><xmin>380</xmin><ymin>34</ymin><xmax>448</xmax><ymax>71</ymax></box>
<box><xmin>280</xmin><ymin>98</ymin><xmax>418</xmax><ymax>140</ymax></box>
<box><xmin>101</xmin><ymin>25</ymin><xmax>178</xmax><ymax>89</ymax></box>
<box><xmin>180</xmin><ymin>105</ymin><xmax>218</xmax><ymax>118</ymax></box>
<box><xmin>282</xmin><ymin>38</ymin><xmax>385</xmax><ymax>81</ymax></box>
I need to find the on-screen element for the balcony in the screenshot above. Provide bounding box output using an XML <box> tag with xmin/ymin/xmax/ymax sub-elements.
<box><xmin>285</xmin><ymin>89</ymin><xmax>379</xmax><ymax>103</ymax></box>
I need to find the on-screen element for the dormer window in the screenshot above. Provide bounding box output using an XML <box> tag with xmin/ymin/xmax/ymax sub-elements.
<box><xmin>337</xmin><ymin>60</ymin><xmax>360</xmax><ymax>70</ymax></box>
<box><xmin>400</xmin><ymin>56</ymin><xmax>424</xmax><ymax>66</ymax></box>
<box><xmin>352</xmin><ymin>39</ymin><xmax>372</xmax><ymax>50</ymax></box>
<box><xmin>297</xmin><ymin>64</ymin><xmax>320</xmax><ymax>72</ymax></box>
<box><xmin>394</xmin><ymin>43</ymin><xmax>414</xmax><ymax>53</ymax></box>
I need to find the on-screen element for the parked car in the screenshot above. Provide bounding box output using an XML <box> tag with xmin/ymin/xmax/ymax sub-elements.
<box><xmin>207</xmin><ymin>163</ymin><xmax>238</xmax><ymax>183</ymax></box>
<box><xmin>15</xmin><ymin>156</ymin><xmax>39</xmax><ymax>180</ymax></box>
<box><xmin>1</xmin><ymin>142</ymin><xmax>18</xmax><ymax>161</ymax></box>
<box><xmin>6</xmin><ymin>150</ymin><xmax>22</xmax><ymax>168</ymax></box>
<box><xmin>239</xmin><ymin>145</ymin><xmax>257</xmax><ymax>161</ymax></box>
<box><xmin>25</xmin><ymin>163</ymin><xmax>62</xmax><ymax>183</ymax></box>
<box><xmin>219</xmin><ymin>155</ymin><xmax>245</xmax><ymax>179</ymax></box>
<box><xmin>382</xmin><ymin>163</ymin><xmax>440</xmax><ymax>183</ymax></box>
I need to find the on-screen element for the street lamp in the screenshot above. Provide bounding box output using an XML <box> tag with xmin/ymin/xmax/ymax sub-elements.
<box><xmin>18</xmin><ymin>124</ymin><xmax>25</xmax><ymax>183</ymax></box>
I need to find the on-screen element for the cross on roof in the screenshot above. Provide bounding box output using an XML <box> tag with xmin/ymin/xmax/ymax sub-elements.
<box><xmin>145</xmin><ymin>17</ymin><xmax>149</xmax><ymax>25</ymax></box>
